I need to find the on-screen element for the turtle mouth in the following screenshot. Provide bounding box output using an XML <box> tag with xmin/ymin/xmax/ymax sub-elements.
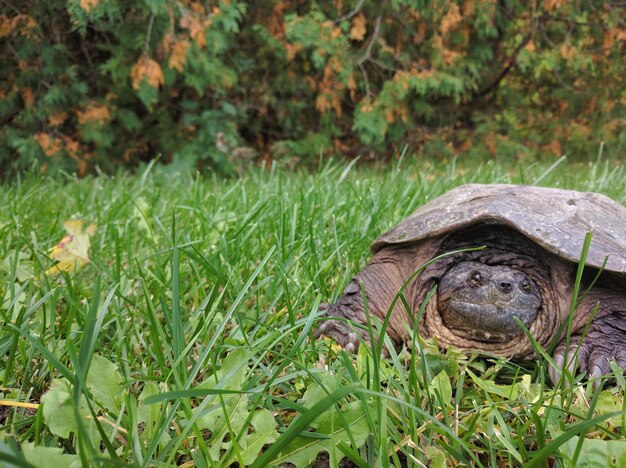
<box><xmin>446</xmin><ymin>299</ymin><xmax>537</xmax><ymax>342</ymax></box>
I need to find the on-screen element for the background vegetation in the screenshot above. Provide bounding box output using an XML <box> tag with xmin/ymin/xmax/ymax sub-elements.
<box><xmin>0</xmin><ymin>159</ymin><xmax>625</xmax><ymax>466</ymax></box>
<box><xmin>1</xmin><ymin>0</ymin><xmax>625</xmax><ymax>175</ymax></box>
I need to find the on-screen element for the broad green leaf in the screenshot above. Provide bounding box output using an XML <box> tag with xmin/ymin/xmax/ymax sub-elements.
<box><xmin>273</xmin><ymin>400</ymin><xmax>372</xmax><ymax>466</ymax></box>
<box><xmin>467</xmin><ymin>369</ymin><xmax>519</xmax><ymax>399</ymax></box>
<box><xmin>300</xmin><ymin>374</ymin><xmax>340</xmax><ymax>408</ymax></box>
<box><xmin>137</xmin><ymin>381</ymin><xmax>161</xmax><ymax>427</ymax></box>
<box><xmin>425</xmin><ymin>446</ymin><xmax>447</xmax><ymax>468</ymax></box>
<box><xmin>86</xmin><ymin>354</ymin><xmax>124</xmax><ymax>413</ymax></box>
<box><xmin>557</xmin><ymin>436</ymin><xmax>626</xmax><ymax>467</ymax></box>
<box><xmin>20</xmin><ymin>442</ymin><xmax>81</xmax><ymax>468</ymax></box>
<box><xmin>2</xmin><ymin>282</ymin><xmax>26</xmax><ymax>322</ymax></box>
<box><xmin>198</xmin><ymin>348</ymin><xmax>249</xmax><ymax>391</ymax></box>
<box><xmin>1</xmin><ymin>250</ymin><xmax>33</xmax><ymax>282</ymax></box>
<box><xmin>429</xmin><ymin>370</ymin><xmax>452</xmax><ymax>408</ymax></box>
<box><xmin>137</xmin><ymin>382</ymin><xmax>171</xmax><ymax>449</ymax></box>
<box><xmin>205</xmin><ymin>393</ymin><xmax>249</xmax><ymax>460</ymax></box>
<box><xmin>234</xmin><ymin>409</ymin><xmax>279</xmax><ymax>466</ymax></box>
<box><xmin>516</xmin><ymin>374</ymin><xmax>543</xmax><ymax>403</ymax></box>
<box><xmin>594</xmin><ymin>390</ymin><xmax>625</xmax><ymax>429</ymax></box>
<box><xmin>41</xmin><ymin>379</ymin><xmax>89</xmax><ymax>439</ymax></box>
<box><xmin>191</xmin><ymin>349</ymin><xmax>255</xmax><ymax>461</ymax></box>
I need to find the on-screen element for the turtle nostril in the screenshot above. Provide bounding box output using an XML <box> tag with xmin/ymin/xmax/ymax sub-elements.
<box><xmin>499</xmin><ymin>281</ymin><xmax>512</xmax><ymax>293</ymax></box>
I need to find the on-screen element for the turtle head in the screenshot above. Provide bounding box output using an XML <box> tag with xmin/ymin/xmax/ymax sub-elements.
<box><xmin>437</xmin><ymin>261</ymin><xmax>541</xmax><ymax>342</ymax></box>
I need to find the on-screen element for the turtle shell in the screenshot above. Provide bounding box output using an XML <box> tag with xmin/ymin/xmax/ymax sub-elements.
<box><xmin>372</xmin><ymin>184</ymin><xmax>626</xmax><ymax>275</ymax></box>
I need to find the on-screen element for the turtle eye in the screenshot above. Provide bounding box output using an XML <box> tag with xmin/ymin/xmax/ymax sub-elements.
<box><xmin>469</xmin><ymin>271</ymin><xmax>483</xmax><ymax>287</ymax></box>
<box><xmin>520</xmin><ymin>280</ymin><xmax>531</xmax><ymax>293</ymax></box>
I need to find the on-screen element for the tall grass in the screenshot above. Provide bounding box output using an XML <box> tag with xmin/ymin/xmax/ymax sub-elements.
<box><xmin>0</xmin><ymin>156</ymin><xmax>624</xmax><ymax>467</ymax></box>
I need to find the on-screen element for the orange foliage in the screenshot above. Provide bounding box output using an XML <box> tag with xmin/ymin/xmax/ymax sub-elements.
<box><xmin>34</xmin><ymin>133</ymin><xmax>64</xmax><ymax>157</ymax></box>
<box><xmin>169</xmin><ymin>40</ymin><xmax>189</xmax><ymax>71</ymax></box>
<box><xmin>440</xmin><ymin>3</ymin><xmax>462</xmax><ymax>35</ymax></box>
<box><xmin>20</xmin><ymin>87</ymin><xmax>35</xmax><ymax>107</ymax></box>
<box><xmin>549</xmin><ymin>139</ymin><xmax>562</xmax><ymax>156</ymax></box>
<box><xmin>130</xmin><ymin>54</ymin><xmax>164</xmax><ymax>90</ymax></box>
<box><xmin>2</xmin><ymin>14</ymin><xmax>38</xmax><ymax>38</ymax></box>
<box><xmin>80</xmin><ymin>0</ymin><xmax>100</xmax><ymax>12</ymax></box>
<box><xmin>544</xmin><ymin>0</ymin><xmax>567</xmax><ymax>12</ymax></box>
<box><xmin>76</xmin><ymin>103</ymin><xmax>110</xmax><ymax>125</ymax></box>
<box><xmin>268</xmin><ymin>3</ymin><xmax>286</xmax><ymax>38</ymax></box>
<box><xmin>0</xmin><ymin>15</ymin><xmax>11</xmax><ymax>37</ymax></box>
<box><xmin>350</xmin><ymin>13</ymin><xmax>366</xmax><ymax>41</ymax></box>
<box><xmin>463</xmin><ymin>0</ymin><xmax>474</xmax><ymax>16</ymax></box>
<box><xmin>560</xmin><ymin>44</ymin><xmax>575</xmax><ymax>60</ymax></box>
<box><xmin>48</xmin><ymin>111</ymin><xmax>68</xmax><ymax>127</ymax></box>
<box><xmin>180</xmin><ymin>12</ymin><xmax>209</xmax><ymax>48</ymax></box>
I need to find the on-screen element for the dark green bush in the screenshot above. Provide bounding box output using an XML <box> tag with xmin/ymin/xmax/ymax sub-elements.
<box><xmin>1</xmin><ymin>1</ymin><xmax>624</xmax><ymax>175</ymax></box>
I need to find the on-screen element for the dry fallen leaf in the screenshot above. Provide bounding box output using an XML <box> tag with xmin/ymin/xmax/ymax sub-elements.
<box><xmin>46</xmin><ymin>221</ymin><xmax>97</xmax><ymax>275</ymax></box>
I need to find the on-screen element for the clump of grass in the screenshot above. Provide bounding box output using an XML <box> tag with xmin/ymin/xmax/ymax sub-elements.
<box><xmin>0</xmin><ymin>156</ymin><xmax>624</xmax><ymax>466</ymax></box>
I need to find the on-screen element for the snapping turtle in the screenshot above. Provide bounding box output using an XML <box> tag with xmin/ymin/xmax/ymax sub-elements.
<box><xmin>315</xmin><ymin>184</ymin><xmax>626</xmax><ymax>385</ymax></box>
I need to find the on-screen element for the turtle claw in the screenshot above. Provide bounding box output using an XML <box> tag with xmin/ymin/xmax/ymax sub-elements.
<box><xmin>548</xmin><ymin>345</ymin><xmax>580</xmax><ymax>386</ymax></box>
<box><xmin>315</xmin><ymin>304</ymin><xmax>364</xmax><ymax>352</ymax></box>
<box><xmin>550</xmin><ymin>314</ymin><xmax>626</xmax><ymax>389</ymax></box>
<box><xmin>547</xmin><ymin>351</ymin><xmax>564</xmax><ymax>385</ymax></box>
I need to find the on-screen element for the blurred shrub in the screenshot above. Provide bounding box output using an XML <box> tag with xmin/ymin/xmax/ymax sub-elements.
<box><xmin>1</xmin><ymin>1</ymin><xmax>624</xmax><ymax>175</ymax></box>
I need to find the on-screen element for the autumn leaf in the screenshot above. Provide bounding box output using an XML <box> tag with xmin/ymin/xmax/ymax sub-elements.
<box><xmin>80</xmin><ymin>0</ymin><xmax>99</xmax><ymax>12</ymax></box>
<box><xmin>544</xmin><ymin>0</ymin><xmax>566</xmax><ymax>12</ymax></box>
<box><xmin>168</xmin><ymin>40</ymin><xmax>189</xmax><ymax>72</ymax></box>
<box><xmin>440</xmin><ymin>3</ymin><xmax>462</xmax><ymax>35</ymax></box>
<box><xmin>20</xmin><ymin>87</ymin><xmax>35</xmax><ymax>107</ymax></box>
<box><xmin>34</xmin><ymin>133</ymin><xmax>63</xmax><ymax>157</ymax></box>
<box><xmin>560</xmin><ymin>44</ymin><xmax>575</xmax><ymax>60</ymax></box>
<box><xmin>0</xmin><ymin>14</ymin><xmax>11</xmax><ymax>37</ymax></box>
<box><xmin>76</xmin><ymin>102</ymin><xmax>110</xmax><ymax>125</ymax></box>
<box><xmin>549</xmin><ymin>139</ymin><xmax>562</xmax><ymax>157</ymax></box>
<box><xmin>463</xmin><ymin>0</ymin><xmax>474</xmax><ymax>16</ymax></box>
<box><xmin>349</xmin><ymin>13</ymin><xmax>366</xmax><ymax>41</ymax></box>
<box><xmin>525</xmin><ymin>40</ymin><xmax>536</xmax><ymax>52</ymax></box>
<box><xmin>47</xmin><ymin>111</ymin><xmax>68</xmax><ymax>127</ymax></box>
<box><xmin>180</xmin><ymin>13</ymin><xmax>208</xmax><ymax>48</ymax></box>
<box><xmin>46</xmin><ymin>221</ymin><xmax>97</xmax><ymax>275</ymax></box>
<box><xmin>130</xmin><ymin>54</ymin><xmax>164</xmax><ymax>90</ymax></box>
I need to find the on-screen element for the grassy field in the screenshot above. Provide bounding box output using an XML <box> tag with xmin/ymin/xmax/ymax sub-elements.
<box><xmin>0</xmin><ymin>157</ymin><xmax>625</xmax><ymax>467</ymax></box>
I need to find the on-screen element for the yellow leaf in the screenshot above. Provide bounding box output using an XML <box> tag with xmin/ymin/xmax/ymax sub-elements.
<box><xmin>349</xmin><ymin>13</ymin><xmax>366</xmax><ymax>41</ymax></box>
<box><xmin>46</xmin><ymin>221</ymin><xmax>97</xmax><ymax>275</ymax></box>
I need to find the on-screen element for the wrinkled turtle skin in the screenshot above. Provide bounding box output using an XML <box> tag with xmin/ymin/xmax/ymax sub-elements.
<box><xmin>315</xmin><ymin>184</ymin><xmax>626</xmax><ymax>387</ymax></box>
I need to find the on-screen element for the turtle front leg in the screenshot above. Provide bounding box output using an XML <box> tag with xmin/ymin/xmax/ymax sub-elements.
<box><xmin>549</xmin><ymin>291</ymin><xmax>626</xmax><ymax>389</ymax></box>
<box><xmin>315</xmin><ymin>281</ymin><xmax>370</xmax><ymax>352</ymax></box>
<box><xmin>316</xmin><ymin>249</ymin><xmax>415</xmax><ymax>352</ymax></box>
